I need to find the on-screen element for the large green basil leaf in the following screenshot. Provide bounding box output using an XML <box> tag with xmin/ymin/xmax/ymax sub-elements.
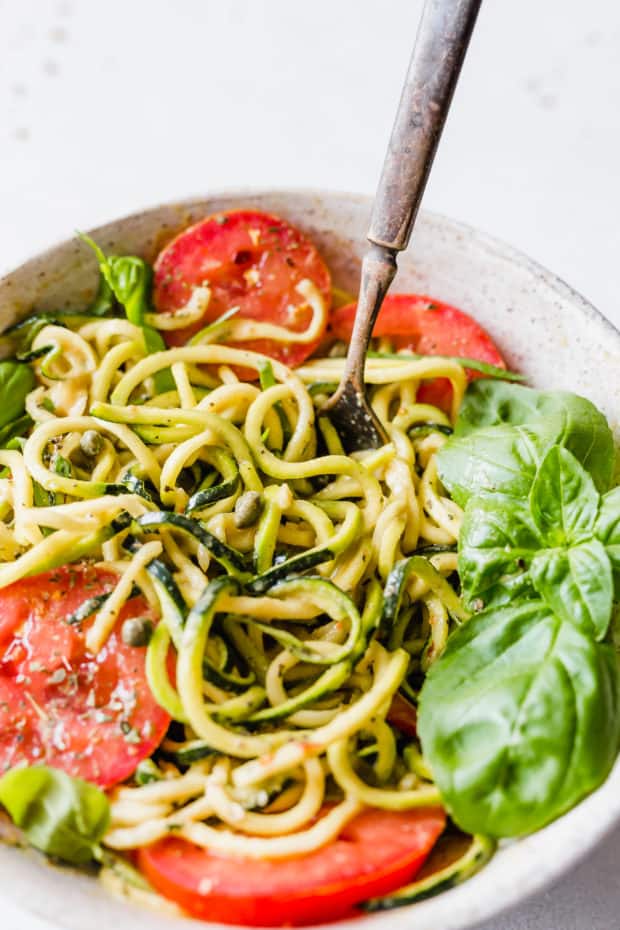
<box><xmin>0</xmin><ymin>361</ymin><xmax>35</xmax><ymax>429</ymax></box>
<box><xmin>436</xmin><ymin>421</ymin><xmax>547</xmax><ymax>507</ymax></box>
<box><xmin>443</xmin><ymin>381</ymin><xmax>614</xmax><ymax>501</ymax></box>
<box><xmin>530</xmin><ymin>540</ymin><xmax>613</xmax><ymax>640</ymax></box>
<box><xmin>455</xmin><ymin>380</ymin><xmax>549</xmax><ymax>435</ymax></box>
<box><xmin>595</xmin><ymin>486</ymin><xmax>620</xmax><ymax>598</ymax></box>
<box><xmin>529</xmin><ymin>446</ymin><xmax>600</xmax><ymax>546</ymax></box>
<box><xmin>458</xmin><ymin>497</ymin><xmax>540</xmax><ymax>609</ymax></box>
<box><xmin>418</xmin><ymin>601</ymin><xmax>620</xmax><ymax>837</ymax></box>
<box><xmin>0</xmin><ymin>765</ymin><xmax>109</xmax><ymax>864</ymax></box>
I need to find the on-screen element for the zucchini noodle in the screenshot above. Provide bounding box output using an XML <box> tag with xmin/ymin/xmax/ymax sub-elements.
<box><xmin>0</xmin><ymin>282</ymin><xmax>475</xmax><ymax>898</ymax></box>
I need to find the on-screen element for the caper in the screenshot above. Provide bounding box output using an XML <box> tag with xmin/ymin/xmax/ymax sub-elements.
<box><xmin>121</xmin><ymin>616</ymin><xmax>154</xmax><ymax>647</ymax></box>
<box><xmin>233</xmin><ymin>490</ymin><xmax>263</xmax><ymax>528</ymax></box>
<box><xmin>80</xmin><ymin>429</ymin><xmax>103</xmax><ymax>458</ymax></box>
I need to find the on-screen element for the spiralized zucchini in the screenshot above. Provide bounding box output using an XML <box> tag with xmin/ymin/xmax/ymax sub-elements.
<box><xmin>0</xmin><ymin>292</ymin><xmax>474</xmax><ymax>876</ymax></box>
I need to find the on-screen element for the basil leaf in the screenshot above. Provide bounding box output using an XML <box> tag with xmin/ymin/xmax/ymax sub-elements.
<box><xmin>448</xmin><ymin>381</ymin><xmax>614</xmax><ymax>496</ymax></box>
<box><xmin>436</xmin><ymin>422</ymin><xmax>543</xmax><ymax>507</ymax></box>
<box><xmin>418</xmin><ymin>601</ymin><xmax>620</xmax><ymax>837</ymax></box>
<box><xmin>530</xmin><ymin>540</ymin><xmax>613</xmax><ymax>640</ymax></box>
<box><xmin>0</xmin><ymin>765</ymin><xmax>110</xmax><ymax>864</ymax></box>
<box><xmin>529</xmin><ymin>446</ymin><xmax>600</xmax><ymax>546</ymax></box>
<box><xmin>80</xmin><ymin>234</ymin><xmax>173</xmax><ymax>392</ymax></box>
<box><xmin>80</xmin><ymin>236</ymin><xmax>151</xmax><ymax>326</ymax></box>
<box><xmin>142</xmin><ymin>323</ymin><xmax>168</xmax><ymax>358</ymax></box>
<box><xmin>0</xmin><ymin>361</ymin><xmax>35</xmax><ymax>429</ymax></box>
<box><xmin>104</xmin><ymin>255</ymin><xmax>152</xmax><ymax>326</ymax></box>
<box><xmin>458</xmin><ymin>497</ymin><xmax>540</xmax><ymax>609</ymax></box>
<box><xmin>455</xmin><ymin>379</ymin><xmax>548</xmax><ymax>434</ymax></box>
<box><xmin>88</xmin><ymin>272</ymin><xmax>116</xmax><ymax>317</ymax></box>
<box><xmin>594</xmin><ymin>486</ymin><xmax>620</xmax><ymax>598</ymax></box>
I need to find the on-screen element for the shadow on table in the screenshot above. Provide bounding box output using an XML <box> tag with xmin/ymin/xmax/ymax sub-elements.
<box><xmin>472</xmin><ymin>823</ymin><xmax>620</xmax><ymax>930</ymax></box>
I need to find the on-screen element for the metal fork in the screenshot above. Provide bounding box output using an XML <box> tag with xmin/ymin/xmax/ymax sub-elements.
<box><xmin>322</xmin><ymin>0</ymin><xmax>483</xmax><ymax>450</ymax></box>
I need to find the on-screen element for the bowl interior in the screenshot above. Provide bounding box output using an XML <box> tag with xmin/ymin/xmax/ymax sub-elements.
<box><xmin>1</xmin><ymin>189</ymin><xmax>620</xmax><ymax>930</ymax></box>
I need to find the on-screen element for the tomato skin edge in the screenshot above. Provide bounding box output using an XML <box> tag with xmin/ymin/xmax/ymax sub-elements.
<box><xmin>152</xmin><ymin>209</ymin><xmax>332</xmax><ymax>371</ymax></box>
<box><xmin>137</xmin><ymin>807</ymin><xmax>446</xmax><ymax>927</ymax></box>
<box><xmin>387</xmin><ymin>693</ymin><xmax>418</xmax><ymax>738</ymax></box>
<box><xmin>139</xmin><ymin>846</ymin><xmax>431</xmax><ymax>925</ymax></box>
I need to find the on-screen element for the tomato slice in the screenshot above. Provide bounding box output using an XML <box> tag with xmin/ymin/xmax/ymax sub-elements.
<box><xmin>0</xmin><ymin>564</ymin><xmax>170</xmax><ymax>787</ymax></box>
<box><xmin>330</xmin><ymin>294</ymin><xmax>506</xmax><ymax>410</ymax></box>
<box><xmin>153</xmin><ymin>210</ymin><xmax>332</xmax><ymax>368</ymax></box>
<box><xmin>138</xmin><ymin>806</ymin><xmax>446</xmax><ymax>926</ymax></box>
<box><xmin>387</xmin><ymin>692</ymin><xmax>418</xmax><ymax>738</ymax></box>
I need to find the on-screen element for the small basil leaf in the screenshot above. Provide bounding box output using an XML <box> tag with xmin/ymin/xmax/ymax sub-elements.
<box><xmin>142</xmin><ymin>324</ymin><xmax>167</xmax><ymax>355</ymax></box>
<box><xmin>458</xmin><ymin>497</ymin><xmax>540</xmax><ymax>609</ymax></box>
<box><xmin>418</xmin><ymin>601</ymin><xmax>620</xmax><ymax>838</ymax></box>
<box><xmin>0</xmin><ymin>765</ymin><xmax>110</xmax><ymax>864</ymax></box>
<box><xmin>142</xmin><ymin>326</ymin><xmax>174</xmax><ymax>393</ymax></box>
<box><xmin>529</xmin><ymin>446</ymin><xmax>600</xmax><ymax>546</ymax></box>
<box><xmin>594</xmin><ymin>486</ymin><xmax>620</xmax><ymax>598</ymax></box>
<box><xmin>530</xmin><ymin>540</ymin><xmax>613</xmax><ymax>640</ymax></box>
<box><xmin>80</xmin><ymin>234</ymin><xmax>173</xmax><ymax>392</ymax></box>
<box><xmin>107</xmin><ymin>256</ymin><xmax>152</xmax><ymax>326</ymax></box>
<box><xmin>451</xmin><ymin>381</ymin><xmax>614</xmax><ymax>495</ymax></box>
<box><xmin>0</xmin><ymin>361</ymin><xmax>36</xmax><ymax>429</ymax></box>
<box><xmin>88</xmin><ymin>273</ymin><xmax>116</xmax><ymax>317</ymax></box>
<box><xmin>80</xmin><ymin>236</ymin><xmax>151</xmax><ymax>326</ymax></box>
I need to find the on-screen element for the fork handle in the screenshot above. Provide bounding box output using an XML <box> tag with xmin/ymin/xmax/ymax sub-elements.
<box><xmin>368</xmin><ymin>0</ymin><xmax>482</xmax><ymax>251</ymax></box>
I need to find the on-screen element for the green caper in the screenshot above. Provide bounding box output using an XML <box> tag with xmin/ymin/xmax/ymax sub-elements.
<box><xmin>233</xmin><ymin>490</ymin><xmax>263</xmax><ymax>528</ymax></box>
<box><xmin>80</xmin><ymin>429</ymin><xmax>103</xmax><ymax>458</ymax></box>
<box><xmin>121</xmin><ymin>616</ymin><xmax>154</xmax><ymax>647</ymax></box>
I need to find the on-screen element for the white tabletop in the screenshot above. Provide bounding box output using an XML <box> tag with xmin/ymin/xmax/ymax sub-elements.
<box><xmin>1</xmin><ymin>0</ymin><xmax>620</xmax><ymax>927</ymax></box>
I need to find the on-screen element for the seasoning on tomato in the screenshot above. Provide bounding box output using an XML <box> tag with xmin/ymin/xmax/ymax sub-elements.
<box><xmin>153</xmin><ymin>209</ymin><xmax>332</xmax><ymax>368</ymax></box>
<box><xmin>0</xmin><ymin>564</ymin><xmax>170</xmax><ymax>787</ymax></box>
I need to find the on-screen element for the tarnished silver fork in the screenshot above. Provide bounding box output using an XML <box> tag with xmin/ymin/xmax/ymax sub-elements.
<box><xmin>323</xmin><ymin>0</ymin><xmax>483</xmax><ymax>450</ymax></box>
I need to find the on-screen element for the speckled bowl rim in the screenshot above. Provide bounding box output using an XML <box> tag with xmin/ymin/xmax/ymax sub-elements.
<box><xmin>0</xmin><ymin>187</ymin><xmax>619</xmax><ymax>930</ymax></box>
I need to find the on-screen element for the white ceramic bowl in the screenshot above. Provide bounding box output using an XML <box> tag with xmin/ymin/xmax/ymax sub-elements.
<box><xmin>1</xmin><ymin>189</ymin><xmax>620</xmax><ymax>930</ymax></box>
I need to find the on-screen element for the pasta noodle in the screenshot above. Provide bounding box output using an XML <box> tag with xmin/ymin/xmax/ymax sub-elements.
<box><xmin>0</xmin><ymin>285</ymin><xmax>470</xmax><ymax>879</ymax></box>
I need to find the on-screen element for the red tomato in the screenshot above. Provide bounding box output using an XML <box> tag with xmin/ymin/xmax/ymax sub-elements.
<box><xmin>387</xmin><ymin>692</ymin><xmax>418</xmax><ymax>738</ymax></box>
<box><xmin>138</xmin><ymin>806</ymin><xmax>446</xmax><ymax>926</ymax></box>
<box><xmin>330</xmin><ymin>294</ymin><xmax>506</xmax><ymax>410</ymax></box>
<box><xmin>0</xmin><ymin>564</ymin><xmax>170</xmax><ymax>787</ymax></box>
<box><xmin>153</xmin><ymin>210</ymin><xmax>332</xmax><ymax>368</ymax></box>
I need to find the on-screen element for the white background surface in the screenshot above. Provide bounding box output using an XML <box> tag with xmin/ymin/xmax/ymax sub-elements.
<box><xmin>1</xmin><ymin>0</ymin><xmax>620</xmax><ymax>927</ymax></box>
